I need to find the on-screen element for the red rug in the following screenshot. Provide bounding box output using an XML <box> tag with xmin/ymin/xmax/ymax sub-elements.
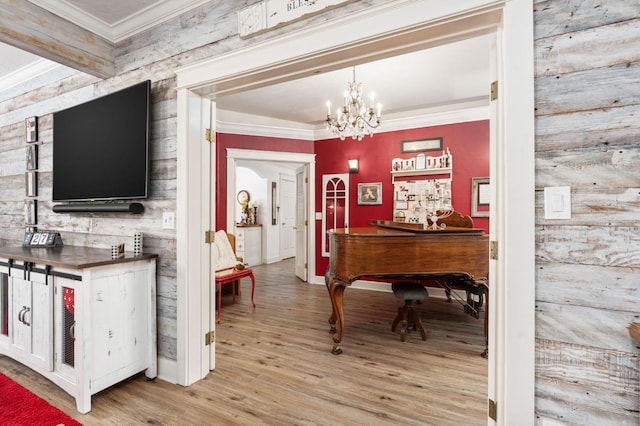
<box><xmin>0</xmin><ymin>373</ymin><xmax>82</xmax><ymax>426</ymax></box>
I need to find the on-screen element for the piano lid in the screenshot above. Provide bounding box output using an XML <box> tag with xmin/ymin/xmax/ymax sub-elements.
<box><xmin>347</xmin><ymin>219</ymin><xmax>486</xmax><ymax>235</ymax></box>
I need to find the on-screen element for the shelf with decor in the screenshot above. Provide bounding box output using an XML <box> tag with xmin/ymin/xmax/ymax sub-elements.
<box><xmin>390</xmin><ymin>149</ymin><xmax>453</xmax><ymax>183</ymax></box>
<box><xmin>390</xmin><ymin>167</ymin><xmax>453</xmax><ymax>183</ymax></box>
<box><xmin>391</xmin><ymin>149</ymin><xmax>454</xmax><ymax>226</ymax></box>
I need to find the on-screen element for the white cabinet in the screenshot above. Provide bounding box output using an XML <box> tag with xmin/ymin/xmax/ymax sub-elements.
<box><xmin>0</xmin><ymin>247</ymin><xmax>157</xmax><ymax>414</ymax></box>
<box><xmin>235</xmin><ymin>225</ymin><xmax>262</xmax><ymax>266</ymax></box>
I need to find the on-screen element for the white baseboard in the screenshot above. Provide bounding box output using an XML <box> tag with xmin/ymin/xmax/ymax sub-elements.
<box><xmin>157</xmin><ymin>356</ymin><xmax>178</xmax><ymax>384</ymax></box>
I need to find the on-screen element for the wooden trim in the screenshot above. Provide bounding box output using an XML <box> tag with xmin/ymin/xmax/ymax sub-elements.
<box><xmin>0</xmin><ymin>0</ymin><xmax>115</xmax><ymax>78</ymax></box>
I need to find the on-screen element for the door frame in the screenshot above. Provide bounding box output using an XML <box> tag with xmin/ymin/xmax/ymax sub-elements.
<box><xmin>295</xmin><ymin>165</ymin><xmax>309</xmax><ymax>281</ymax></box>
<box><xmin>226</xmin><ymin>149</ymin><xmax>316</xmax><ymax>268</ymax></box>
<box><xmin>175</xmin><ymin>1</ymin><xmax>535</xmax><ymax>423</ymax></box>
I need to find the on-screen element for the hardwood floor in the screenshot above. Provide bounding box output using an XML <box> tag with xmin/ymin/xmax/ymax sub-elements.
<box><xmin>0</xmin><ymin>258</ymin><xmax>488</xmax><ymax>425</ymax></box>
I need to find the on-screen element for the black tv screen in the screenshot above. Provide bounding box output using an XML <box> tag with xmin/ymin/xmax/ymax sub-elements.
<box><xmin>53</xmin><ymin>80</ymin><xmax>150</xmax><ymax>202</ymax></box>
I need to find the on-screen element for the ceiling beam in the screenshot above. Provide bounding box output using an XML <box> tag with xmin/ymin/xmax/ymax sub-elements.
<box><xmin>0</xmin><ymin>0</ymin><xmax>115</xmax><ymax>79</ymax></box>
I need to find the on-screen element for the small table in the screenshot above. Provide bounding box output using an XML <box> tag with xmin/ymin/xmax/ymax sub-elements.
<box><xmin>215</xmin><ymin>266</ymin><xmax>256</xmax><ymax>323</ymax></box>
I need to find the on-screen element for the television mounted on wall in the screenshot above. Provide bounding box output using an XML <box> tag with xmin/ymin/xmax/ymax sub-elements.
<box><xmin>52</xmin><ymin>80</ymin><xmax>150</xmax><ymax>212</ymax></box>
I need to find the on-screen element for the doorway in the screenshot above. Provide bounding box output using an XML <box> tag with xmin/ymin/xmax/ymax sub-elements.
<box><xmin>226</xmin><ymin>148</ymin><xmax>316</xmax><ymax>273</ymax></box>
<box><xmin>230</xmin><ymin>157</ymin><xmax>307</xmax><ymax>266</ymax></box>
<box><xmin>175</xmin><ymin>2</ymin><xmax>535</xmax><ymax>423</ymax></box>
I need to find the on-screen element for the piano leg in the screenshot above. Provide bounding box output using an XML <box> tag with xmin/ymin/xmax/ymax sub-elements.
<box><xmin>326</xmin><ymin>280</ymin><xmax>347</xmax><ymax>355</ymax></box>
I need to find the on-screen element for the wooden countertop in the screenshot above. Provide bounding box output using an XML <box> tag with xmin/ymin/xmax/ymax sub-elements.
<box><xmin>0</xmin><ymin>245</ymin><xmax>157</xmax><ymax>270</ymax></box>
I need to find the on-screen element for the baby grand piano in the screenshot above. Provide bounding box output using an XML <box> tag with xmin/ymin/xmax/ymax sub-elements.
<box><xmin>325</xmin><ymin>219</ymin><xmax>489</xmax><ymax>355</ymax></box>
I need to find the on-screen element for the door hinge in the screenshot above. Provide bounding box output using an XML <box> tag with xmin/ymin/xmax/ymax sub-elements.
<box><xmin>205</xmin><ymin>230</ymin><xmax>215</xmax><ymax>244</ymax></box>
<box><xmin>490</xmin><ymin>80</ymin><xmax>498</xmax><ymax>101</ymax></box>
<box><xmin>205</xmin><ymin>331</ymin><xmax>215</xmax><ymax>345</ymax></box>
<box><xmin>205</xmin><ymin>128</ymin><xmax>215</xmax><ymax>143</ymax></box>
<box><xmin>304</xmin><ymin>220</ymin><xmax>308</xmax><ymax>226</ymax></box>
<box><xmin>489</xmin><ymin>240</ymin><xmax>498</xmax><ymax>260</ymax></box>
<box><xmin>304</xmin><ymin>263</ymin><xmax>308</xmax><ymax>269</ymax></box>
<box><xmin>488</xmin><ymin>399</ymin><xmax>497</xmax><ymax>421</ymax></box>
<box><xmin>304</xmin><ymin>177</ymin><xmax>308</xmax><ymax>183</ymax></box>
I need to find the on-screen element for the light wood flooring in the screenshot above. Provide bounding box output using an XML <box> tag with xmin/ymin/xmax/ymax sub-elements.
<box><xmin>0</xmin><ymin>258</ymin><xmax>488</xmax><ymax>425</ymax></box>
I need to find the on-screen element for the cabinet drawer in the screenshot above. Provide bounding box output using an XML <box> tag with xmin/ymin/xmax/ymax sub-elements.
<box><xmin>235</xmin><ymin>241</ymin><xmax>245</xmax><ymax>252</ymax></box>
<box><xmin>235</xmin><ymin>230</ymin><xmax>245</xmax><ymax>241</ymax></box>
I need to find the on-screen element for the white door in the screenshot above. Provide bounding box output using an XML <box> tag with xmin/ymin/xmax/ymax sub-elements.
<box><xmin>10</xmin><ymin>276</ymin><xmax>33</xmax><ymax>358</ymax></box>
<box><xmin>10</xmin><ymin>274</ymin><xmax>53</xmax><ymax>372</ymax></box>
<box><xmin>279</xmin><ymin>174</ymin><xmax>296</xmax><ymax>259</ymax></box>
<box><xmin>295</xmin><ymin>165</ymin><xmax>308</xmax><ymax>281</ymax></box>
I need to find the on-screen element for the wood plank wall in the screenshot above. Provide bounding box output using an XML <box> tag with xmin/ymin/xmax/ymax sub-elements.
<box><xmin>0</xmin><ymin>0</ymin><xmax>638</xmax><ymax>423</ymax></box>
<box><xmin>533</xmin><ymin>0</ymin><xmax>640</xmax><ymax>424</ymax></box>
<box><xmin>0</xmin><ymin>0</ymin><xmax>385</xmax><ymax>364</ymax></box>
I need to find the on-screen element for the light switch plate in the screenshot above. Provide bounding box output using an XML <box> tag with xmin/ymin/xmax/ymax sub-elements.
<box><xmin>163</xmin><ymin>212</ymin><xmax>175</xmax><ymax>229</ymax></box>
<box><xmin>544</xmin><ymin>186</ymin><xmax>571</xmax><ymax>219</ymax></box>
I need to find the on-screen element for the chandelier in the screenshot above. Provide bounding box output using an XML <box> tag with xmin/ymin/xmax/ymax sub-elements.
<box><xmin>325</xmin><ymin>67</ymin><xmax>382</xmax><ymax>141</ymax></box>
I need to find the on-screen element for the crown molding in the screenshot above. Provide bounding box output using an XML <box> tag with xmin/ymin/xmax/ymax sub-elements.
<box><xmin>0</xmin><ymin>58</ymin><xmax>61</xmax><ymax>93</ymax></box>
<box><xmin>110</xmin><ymin>0</ymin><xmax>212</xmax><ymax>42</ymax></box>
<box><xmin>28</xmin><ymin>0</ymin><xmax>211</xmax><ymax>42</ymax></box>
<box><xmin>218</xmin><ymin>104</ymin><xmax>489</xmax><ymax>141</ymax></box>
<box><xmin>217</xmin><ymin>109</ymin><xmax>317</xmax><ymax>141</ymax></box>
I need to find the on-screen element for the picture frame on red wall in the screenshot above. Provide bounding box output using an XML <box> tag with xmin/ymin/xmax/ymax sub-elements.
<box><xmin>401</xmin><ymin>137</ymin><xmax>442</xmax><ymax>153</ymax></box>
<box><xmin>471</xmin><ymin>177</ymin><xmax>490</xmax><ymax>217</ymax></box>
<box><xmin>358</xmin><ymin>182</ymin><xmax>382</xmax><ymax>205</ymax></box>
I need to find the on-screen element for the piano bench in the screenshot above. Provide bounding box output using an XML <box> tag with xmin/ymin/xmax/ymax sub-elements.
<box><xmin>391</xmin><ymin>282</ymin><xmax>429</xmax><ymax>342</ymax></box>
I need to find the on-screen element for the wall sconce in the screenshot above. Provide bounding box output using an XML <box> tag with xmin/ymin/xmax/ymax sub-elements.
<box><xmin>348</xmin><ymin>158</ymin><xmax>359</xmax><ymax>173</ymax></box>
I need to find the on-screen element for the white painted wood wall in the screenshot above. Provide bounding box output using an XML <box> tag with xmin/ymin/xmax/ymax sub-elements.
<box><xmin>533</xmin><ymin>0</ymin><xmax>639</xmax><ymax>424</ymax></box>
<box><xmin>0</xmin><ymin>0</ymin><xmax>638</xmax><ymax>423</ymax></box>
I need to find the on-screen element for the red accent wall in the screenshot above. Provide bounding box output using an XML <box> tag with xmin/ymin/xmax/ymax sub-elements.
<box><xmin>314</xmin><ymin>120</ymin><xmax>489</xmax><ymax>276</ymax></box>
<box><xmin>216</xmin><ymin>120</ymin><xmax>489</xmax><ymax>278</ymax></box>
<box><xmin>216</xmin><ymin>134</ymin><xmax>314</xmax><ymax>230</ymax></box>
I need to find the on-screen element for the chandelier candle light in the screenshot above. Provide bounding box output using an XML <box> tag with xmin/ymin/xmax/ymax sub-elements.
<box><xmin>326</xmin><ymin>66</ymin><xmax>382</xmax><ymax>141</ymax></box>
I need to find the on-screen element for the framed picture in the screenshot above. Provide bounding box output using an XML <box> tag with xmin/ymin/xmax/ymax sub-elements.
<box><xmin>25</xmin><ymin>116</ymin><xmax>38</xmax><ymax>143</ymax></box>
<box><xmin>401</xmin><ymin>137</ymin><xmax>442</xmax><ymax>153</ymax></box>
<box><xmin>25</xmin><ymin>199</ymin><xmax>37</xmax><ymax>225</ymax></box>
<box><xmin>358</xmin><ymin>182</ymin><xmax>382</xmax><ymax>205</ymax></box>
<box><xmin>471</xmin><ymin>177</ymin><xmax>490</xmax><ymax>217</ymax></box>
<box><xmin>26</xmin><ymin>144</ymin><xmax>38</xmax><ymax>170</ymax></box>
<box><xmin>25</xmin><ymin>171</ymin><xmax>37</xmax><ymax>197</ymax></box>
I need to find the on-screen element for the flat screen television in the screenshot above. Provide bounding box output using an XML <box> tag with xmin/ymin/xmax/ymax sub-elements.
<box><xmin>52</xmin><ymin>80</ymin><xmax>150</xmax><ymax>203</ymax></box>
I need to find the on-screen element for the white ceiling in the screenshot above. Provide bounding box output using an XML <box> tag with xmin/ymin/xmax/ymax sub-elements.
<box><xmin>1</xmin><ymin>1</ymin><xmax>491</xmax><ymax>126</ymax></box>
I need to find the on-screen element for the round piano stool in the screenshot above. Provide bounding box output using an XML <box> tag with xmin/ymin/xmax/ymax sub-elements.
<box><xmin>391</xmin><ymin>282</ymin><xmax>429</xmax><ymax>342</ymax></box>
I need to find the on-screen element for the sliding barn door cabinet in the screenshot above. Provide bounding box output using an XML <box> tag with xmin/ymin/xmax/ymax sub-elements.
<box><xmin>0</xmin><ymin>246</ymin><xmax>157</xmax><ymax>414</ymax></box>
